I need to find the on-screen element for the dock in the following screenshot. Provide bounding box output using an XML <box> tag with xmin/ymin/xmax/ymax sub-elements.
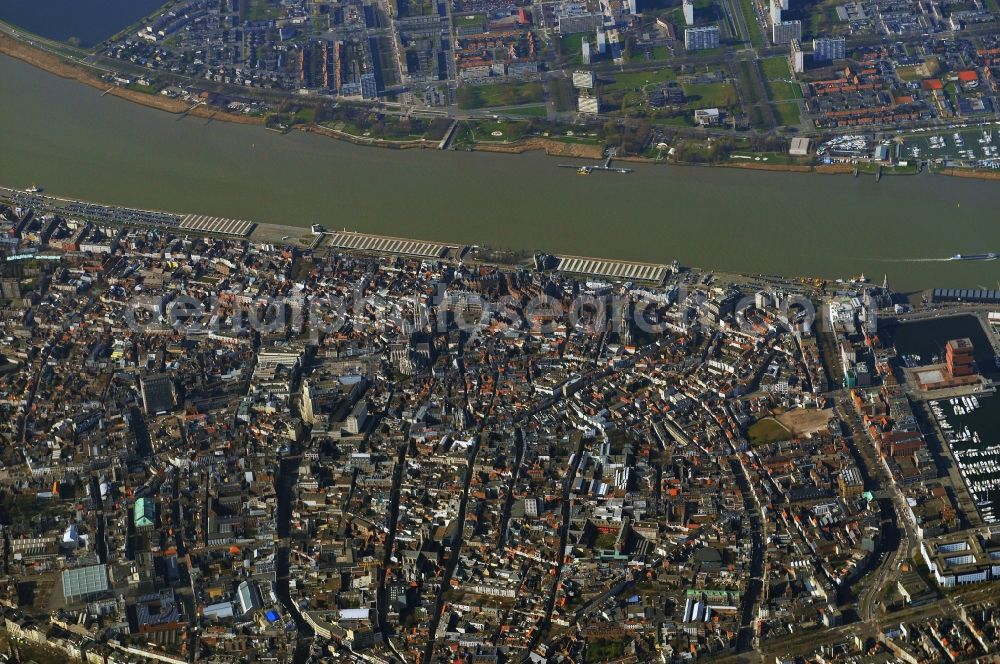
<box><xmin>558</xmin><ymin>155</ymin><xmax>633</xmax><ymax>175</ymax></box>
<box><xmin>438</xmin><ymin>120</ymin><xmax>459</xmax><ymax>150</ymax></box>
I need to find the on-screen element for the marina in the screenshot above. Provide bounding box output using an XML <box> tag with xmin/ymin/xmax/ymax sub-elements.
<box><xmin>929</xmin><ymin>393</ymin><xmax>1000</xmax><ymax>522</ymax></box>
<box><xmin>903</xmin><ymin>124</ymin><xmax>1000</xmax><ymax>169</ymax></box>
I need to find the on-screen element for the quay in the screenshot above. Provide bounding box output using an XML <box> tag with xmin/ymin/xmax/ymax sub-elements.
<box><xmin>555</xmin><ymin>254</ymin><xmax>669</xmax><ymax>283</ymax></box>
<box><xmin>0</xmin><ymin>185</ymin><xmax>254</xmax><ymax>237</ymax></box>
<box><xmin>316</xmin><ymin>229</ymin><xmax>464</xmax><ymax>260</ymax></box>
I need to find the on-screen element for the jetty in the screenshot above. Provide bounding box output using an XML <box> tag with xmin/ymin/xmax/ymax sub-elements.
<box><xmin>558</xmin><ymin>155</ymin><xmax>633</xmax><ymax>175</ymax></box>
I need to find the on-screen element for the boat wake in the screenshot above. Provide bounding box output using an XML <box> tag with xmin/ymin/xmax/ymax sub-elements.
<box><xmin>874</xmin><ymin>257</ymin><xmax>952</xmax><ymax>262</ymax></box>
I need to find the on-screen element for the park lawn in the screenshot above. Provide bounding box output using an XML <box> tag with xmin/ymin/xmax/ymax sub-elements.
<box><xmin>559</xmin><ymin>33</ymin><xmax>586</xmax><ymax>65</ymax></box>
<box><xmin>467</xmin><ymin>119</ymin><xmax>530</xmax><ymax>143</ymax></box>
<box><xmin>748</xmin><ymin>417</ymin><xmax>792</xmax><ymax>445</ymax></box>
<box><xmin>455</xmin><ymin>13</ymin><xmax>486</xmax><ymax>26</ymax></box>
<box><xmin>126</xmin><ymin>82</ymin><xmax>159</xmax><ymax>94</ymax></box>
<box><xmin>293</xmin><ymin>107</ymin><xmax>317</xmax><ymax>123</ymax></box>
<box><xmin>504</xmin><ymin>104</ymin><xmax>548</xmax><ymax>117</ymax></box>
<box><xmin>682</xmin><ymin>81</ymin><xmax>737</xmax><ymax>108</ymax></box>
<box><xmin>766</xmin><ymin>78</ymin><xmax>802</xmax><ymax>101</ymax></box>
<box><xmin>602</xmin><ymin>68</ymin><xmax>677</xmax><ymax>94</ymax></box>
<box><xmin>747</xmin><ymin>105</ymin><xmax>768</xmax><ymax>130</ymax></box>
<box><xmin>738</xmin><ymin>0</ymin><xmax>764</xmax><ymax>47</ymax></box>
<box><xmin>896</xmin><ymin>65</ymin><xmax>925</xmax><ymax>82</ymax></box>
<box><xmin>456</xmin><ymin>81</ymin><xmax>545</xmax><ymax>109</ymax></box>
<box><xmin>773</xmin><ymin>101</ymin><xmax>801</xmax><ymax>125</ymax></box>
<box><xmin>737</xmin><ymin>59</ymin><xmax>762</xmax><ymax>105</ymax></box>
<box><xmin>246</xmin><ymin>0</ymin><xmax>281</xmax><ymax>21</ymax></box>
<box><xmin>588</xmin><ymin>639</ymin><xmax>626</xmax><ymax>661</ymax></box>
<box><xmin>652</xmin><ymin>114</ymin><xmax>695</xmax><ymax>127</ymax></box>
<box><xmin>550</xmin><ymin>77</ymin><xmax>576</xmax><ymax>112</ymax></box>
<box><xmin>760</xmin><ymin>56</ymin><xmax>791</xmax><ymax>79</ymax></box>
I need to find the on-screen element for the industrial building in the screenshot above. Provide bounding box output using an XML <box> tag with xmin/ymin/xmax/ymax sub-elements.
<box><xmin>684</xmin><ymin>26</ymin><xmax>720</xmax><ymax>51</ymax></box>
<box><xmin>683</xmin><ymin>0</ymin><xmax>695</xmax><ymax>25</ymax></box>
<box><xmin>790</xmin><ymin>136</ymin><xmax>811</xmax><ymax>155</ymax></box>
<box><xmin>931</xmin><ymin>288</ymin><xmax>1000</xmax><ymax>303</ymax></box>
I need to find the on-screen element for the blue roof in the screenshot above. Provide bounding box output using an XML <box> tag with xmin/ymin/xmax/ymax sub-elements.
<box><xmin>265</xmin><ymin>610</ymin><xmax>279</xmax><ymax>622</ymax></box>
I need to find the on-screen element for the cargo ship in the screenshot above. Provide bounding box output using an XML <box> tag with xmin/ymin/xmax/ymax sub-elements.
<box><xmin>949</xmin><ymin>253</ymin><xmax>998</xmax><ymax>261</ymax></box>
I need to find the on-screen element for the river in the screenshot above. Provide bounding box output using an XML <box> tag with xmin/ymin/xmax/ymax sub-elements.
<box><xmin>0</xmin><ymin>0</ymin><xmax>165</xmax><ymax>47</ymax></box>
<box><xmin>1</xmin><ymin>53</ymin><xmax>998</xmax><ymax>291</ymax></box>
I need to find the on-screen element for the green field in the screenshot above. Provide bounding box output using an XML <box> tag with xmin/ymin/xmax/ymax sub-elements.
<box><xmin>748</xmin><ymin>418</ymin><xmax>791</xmax><ymax>445</ymax></box>
<box><xmin>550</xmin><ymin>77</ymin><xmax>576</xmax><ymax>112</ymax></box>
<box><xmin>453</xmin><ymin>119</ymin><xmax>531</xmax><ymax>146</ymax></box>
<box><xmin>737</xmin><ymin>0</ymin><xmax>764</xmax><ymax>47</ymax></box>
<box><xmin>503</xmin><ymin>104</ymin><xmax>548</xmax><ymax>117</ymax></box>
<box><xmin>455</xmin><ymin>13</ymin><xmax>486</xmax><ymax>26</ymax></box>
<box><xmin>602</xmin><ymin>68</ymin><xmax>677</xmax><ymax>94</ymax></box>
<box><xmin>772</xmin><ymin>101</ymin><xmax>801</xmax><ymax>126</ymax></box>
<box><xmin>895</xmin><ymin>65</ymin><xmax>925</xmax><ymax>82</ymax></box>
<box><xmin>737</xmin><ymin>59</ymin><xmax>762</xmax><ymax>105</ymax></box>
<box><xmin>767</xmin><ymin>79</ymin><xmax>802</xmax><ymax>101</ymax></box>
<box><xmin>559</xmin><ymin>33</ymin><xmax>587</xmax><ymax>66</ymax></box>
<box><xmin>760</xmin><ymin>56</ymin><xmax>790</xmax><ymax>79</ymax></box>
<box><xmin>682</xmin><ymin>81</ymin><xmax>738</xmax><ymax>108</ymax></box>
<box><xmin>456</xmin><ymin>81</ymin><xmax>546</xmax><ymax>109</ymax></box>
<box><xmin>760</xmin><ymin>57</ymin><xmax>801</xmax><ymax>101</ymax></box>
<box><xmin>246</xmin><ymin>0</ymin><xmax>281</xmax><ymax>21</ymax></box>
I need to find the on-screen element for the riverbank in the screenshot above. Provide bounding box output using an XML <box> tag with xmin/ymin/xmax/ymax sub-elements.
<box><xmin>4</xmin><ymin>27</ymin><xmax>999</xmax><ymax>183</ymax></box>
<box><xmin>939</xmin><ymin>168</ymin><xmax>1000</xmax><ymax>181</ymax></box>
<box><xmin>468</xmin><ymin>137</ymin><xmax>605</xmax><ymax>159</ymax></box>
<box><xmin>0</xmin><ymin>31</ymin><xmax>261</xmax><ymax>126</ymax></box>
<box><xmin>298</xmin><ymin>123</ymin><xmax>437</xmax><ymax>149</ymax></box>
<box><xmin>7</xmin><ymin>40</ymin><xmax>1000</xmax><ymax>295</ymax></box>
<box><xmin>721</xmin><ymin>161</ymin><xmax>854</xmax><ymax>174</ymax></box>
